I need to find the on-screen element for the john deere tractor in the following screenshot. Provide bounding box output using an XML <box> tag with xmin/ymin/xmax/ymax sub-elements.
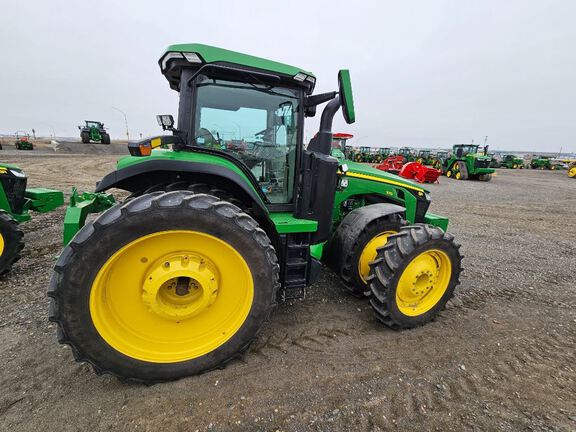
<box><xmin>444</xmin><ymin>144</ymin><xmax>495</xmax><ymax>181</ymax></box>
<box><xmin>49</xmin><ymin>44</ymin><xmax>462</xmax><ymax>382</ymax></box>
<box><xmin>416</xmin><ymin>150</ymin><xmax>435</xmax><ymax>166</ymax></box>
<box><xmin>79</xmin><ymin>121</ymin><xmax>111</xmax><ymax>144</ymax></box>
<box><xmin>500</xmin><ymin>154</ymin><xmax>523</xmax><ymax>169</ymax></box>
<box><xmin>397</xmin><ymin>147</ymin><xmax>416</xmax><ymax>162</ymax></box>
<box><xmin>15</xmin><ymin>132</ymin><xmax>34</xmax><ymax>150</ymax></box>
<box><xmin>0</xmin><ymin>163</ymin><xmax>64</xmax><ymax>274</ymax></box>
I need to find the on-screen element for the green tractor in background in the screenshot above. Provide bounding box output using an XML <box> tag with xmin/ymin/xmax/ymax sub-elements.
<box><xmin>416</xmin><ymin>150</ymin><xmax>435</xmax><ymax>166</ymax></box>
<box><xmin>79</xmin><ymin>121</ymin><xmax>111</xmax><ymax>144</ymax></box>
<box><xmin>15</xmin><ymin>132</ymin><xmax>34</xmax><ymax>151</ymax></box>
<box><xmin>0</xmin><ymin>163</ymin><xmax>64</xmax><ymax>274</ymax></box>
<box><xmin>500</xmin><ymin>154</ymin><xmax>524</xmax><ymax>169</ymax></box>
<box><xmin>444</xmin><ymin>144</ymin><xmax>495</xmax><ymax>181</ymax></box>
<box><xmin>530</xmin><ymin>156</ymin><xmax>562</xmax><ymax>170</ymax></box>
<box><xmin>397</xmin><ymin>147</ymin><xmax>416</xmax><ymax>162</ymax></box>
<box><xmin>354</xmin><ymin>146</ymin><xmax>373</xmax><ymax>163</ymax></box>
<box><xmin>49</xmin><ymin>43</ymin><xmax>463</xmax><ymax>383</ymax></box>
<box><xmin>373</xmin><ymin>147</ymin><xmax>392</xmax><ymax>163</ymax></box>
<box><xmin>433</xmin><ymin>150</ymin><xmax>450</xmax><ymax>170</ymax></box>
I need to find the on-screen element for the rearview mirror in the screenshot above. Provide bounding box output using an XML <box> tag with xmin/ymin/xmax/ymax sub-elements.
<box><xmin>338</xmin><ymin>70</ymin><xmax>355</xmax><ymax>124</ymax></box>
<box><xmin>156</xmin><ymin>114</ymin><xmax>174</xmax><ymax>130</ymax></box>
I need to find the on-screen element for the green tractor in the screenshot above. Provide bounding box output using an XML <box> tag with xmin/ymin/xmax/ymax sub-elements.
<box><xmin>432</xmin><ymin>150</ymin><xmax>450</xmax><ymax>169</ymax></box>
<box><xmin>79</xmin><ymin>121</ymin><xmax>111</xmax><ymax>144</ymax></box>
<box><xmin>500</xmin><ymin>154</ymin><xmax>523</xmax><ymax>169</ymax></box>
<box><xmin>14</xmin><ymin>131</ymin><xmax>34</xmax><ymax>150</ymax></box>
<box><xmin>0</xmin><ymin>163</ymin><xmax>64</xmax><ymax>274</ymax></box>
<box><xmin>444</xmin><ymin>144</ymin><xmax>495</xmax><ymax>181</ymax></box>
<box><xmin>373</xmin><ymin>147</ymin><xmax>392</xmax><ymax>163</ymax></box>
<box><xmin>49</xmin><ymin>43</ymin><xmax>463</xmax><ymax>383</ymax></box>
<box><xmin>354</xmin><ymin>146</ymin><xmax>373</xmax><ymax>163</ymax></box>
<box><xmin>416</xmin><ymin>150</ymin><xmax>435</xmax><ymax>166</ymax></box>
<box><xmin>530</xmin><ymin>156</ymin><xmax>560</xmax><ymax>170</ymax></box>
<box><xmin>397</xmin><ymin>147</ymin><xmax>416</xmax><ymax>162</ymax></box>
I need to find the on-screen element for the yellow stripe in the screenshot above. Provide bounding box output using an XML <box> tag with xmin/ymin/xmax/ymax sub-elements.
<box><xmin>346</xmin><ymin>171</ymin><xmax>425</xmax><ymax>193</ymax></box>
<box><xmin>151</xmin><ymin>138</ymin><xmax>162</xmax><ymax>148</ymax></box>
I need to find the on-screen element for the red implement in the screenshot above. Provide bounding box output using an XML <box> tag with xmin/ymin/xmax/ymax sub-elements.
<box><xmin>374</xmin><ymin>155</ymin><xmax>405</xmax><ymax>173</ymax></box>
<box><xmin>399</xmin><ymin>162</ymin><xmax>441</xmax><ymax>183</ymax></box>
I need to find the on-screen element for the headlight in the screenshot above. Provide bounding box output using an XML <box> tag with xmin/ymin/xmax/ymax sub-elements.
<box><xmin>339</xmin><ymin>178</ymin><xmax>349</xmax><ymax>189</ymax></box>
<box><xmin>10</xmin><ymin>169</ymin><xmax>26</xmax><ymax>178</ymax></box>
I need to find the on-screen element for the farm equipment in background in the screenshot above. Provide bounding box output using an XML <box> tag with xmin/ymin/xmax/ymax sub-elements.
<box><xmin>373</xmin><ymin>147</ymin><xmax>392</xmax><ymax>163</ymax></box>
<box><xmin>500</xmin><ymin>154</ymin><xmax>524</xmax><ymax>169</ymax></box>
<box><xmin>433</xmin><ymin>150</ymin><xmax>450</xmax><ymax>170</ymax></box>
<box><xmin>568</xmin><ymin>161</ymin><xmax>576</xmax><ymax>178</ymax></box>
<box><xmin>374</xmin><ymin>155</ymin><xmax>405</xmax><ymax>173</ymax></box>
<box><xmin>487</xmin><ymin>152</ymin><xmax>501</xmax><ymax>168</ymax></box>
<box><xmin>398</xmin><ymin>162</ymin><xmax>441</xmax><ymax>183</ymax></box>
<box><xmin>443</xmin><ymin>144</ymin><xmax>495</xmax><ymax>181</ymax></box>
<box><xmin>79</xmin><ymin>121</ymin><xmax>111</xmax><ymax>144</ymax></box>
<box><xmin>0</xmin><ymin>163</ymin><xmax>64</xmax><ymax>274</ymax></box>
<box><xmin>331</xmin><ymin>133</ymin><xmax>354</xmax><ymax>160</ymax></box>
<box><xmin>354</xmin><ymin>146</ymin><xmax>374</xmax><ymax>162</ymax></box>
<box><xmin>49</xmin><ymin>43</ymin><xmax>462</xmax><ymax>383</ymax></box>
<box><xmin>415</xmin><ymin>150</ymin><xmax>436</xmax><ymax>166</ymax></box>
<box><xmin>14</xmin><ymin>132</ymin><xmax>34</xmax><ymax>150</ymax></box>
<box><xmin>397</xmin><ymin>147</ymin><xmax>416</xmax><ymax>162</ymax></box>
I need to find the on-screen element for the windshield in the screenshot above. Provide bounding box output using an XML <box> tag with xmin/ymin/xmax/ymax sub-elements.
<box><xmin>194</xmin><ymin>77</ymin><xmax>300</xmax><ymax>204</ymax></box>
<box><xmin>455</xmin><ymin>145</ymin><xmax>479</xmax><ymax>155</ymax></box>
<box><xmin>86</xmin><ymin>122</ymin><xmax>101</xmax><ymax>128</ymax></box>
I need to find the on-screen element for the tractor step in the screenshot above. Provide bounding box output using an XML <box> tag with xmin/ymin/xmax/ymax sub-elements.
<box><xmin>278</xmin><ymin>235</ymin><xmax>314</xmax><ymax>302</ymax></box>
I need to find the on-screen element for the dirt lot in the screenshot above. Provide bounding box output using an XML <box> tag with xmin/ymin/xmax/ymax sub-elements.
<box><xmin>0</xmin><ymin>154</ymin><xmax>575</xmax><ymax>432</ymax></box>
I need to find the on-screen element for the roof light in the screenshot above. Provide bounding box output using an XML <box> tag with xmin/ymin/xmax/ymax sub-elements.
<box><xmin>293</xmin><ymin>73</ymin><xmax>307</xmax><ymax>82</ymax></box>
<box><xmin>161</xmin><ymin>52</ymin><xmax>184</xmax><ymax>70</ymax></box>
<box><xmin>182</xmin><ymin>52</ymin><xmax>202</xmax><ymax>63</ymax></box>
<box><xmin>160</xmin><ymin>52</ymin><xmax>203</xmax><ymax>71</ymax></box>
<box><xmin>305</xmin><ymin>76</ymin><xmax>316</xmax><ymax>85</ymax></box>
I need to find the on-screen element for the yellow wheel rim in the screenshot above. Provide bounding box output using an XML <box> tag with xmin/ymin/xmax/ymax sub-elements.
<box><xmin>89</xmin><ymin>230</ymin><xmax>254</xmax><ymax>363</ymax></box>
<box><xmin>358</xmin><ymin>231</ymin><xmax>396</xmax><ymax>284</ymax></box>
<box><xmin>568</xmin><ymin>166</ymin><xmax>576</xmax><ymax>178</ymax></box>
<box><xmin>0</xmin><ymin>232</ymin><xmax>4</xmax><ymax>256</ymax></box>
<box><xmin>455</xmin><ymin>172</ymin><xmax>461</xmax><ymax>180</ymax></box>
<box><xmin>395</xmin><ymin>249</ymin><xmax>452</xmax><ymax>316</ymax></box>
<box><xmin>446</xmin><ymin>170</ymin><xmax>452</xmax><ymax>177</ymax></box>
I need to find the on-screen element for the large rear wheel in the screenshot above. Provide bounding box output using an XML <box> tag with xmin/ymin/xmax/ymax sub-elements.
<box><xmin>368</xmin><ymin>224</ymin><xmax>462</xmax><ymax>328</ymax></box>
<box><xmin>48</xmin><ymin>191</ymin><xmax>279</xmax><ymax>382</ymax></box>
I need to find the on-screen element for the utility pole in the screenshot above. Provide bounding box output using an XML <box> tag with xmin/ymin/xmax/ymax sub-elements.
<box><xmin>112</xmin><ymin>106</ymin><xmax>130</xmax><ymax>141</ymax></box>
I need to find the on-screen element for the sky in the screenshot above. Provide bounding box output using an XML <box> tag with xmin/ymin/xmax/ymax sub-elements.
<box><xmin>1</xmin><ymin>0</ymin><xmax>575</xmax><ymax>152</ymax></box>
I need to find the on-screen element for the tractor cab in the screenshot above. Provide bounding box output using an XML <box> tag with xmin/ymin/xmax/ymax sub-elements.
<box><xmin>330</xmin><ymin>133</ymin><xmax>354</xmax><ymax>161</ymax></box>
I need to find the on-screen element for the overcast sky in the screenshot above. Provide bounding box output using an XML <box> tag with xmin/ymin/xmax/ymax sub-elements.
<box><xmin>1</xmin><ymin>0</ymin><xmax>575</xmax><ymax>152</ymax></box>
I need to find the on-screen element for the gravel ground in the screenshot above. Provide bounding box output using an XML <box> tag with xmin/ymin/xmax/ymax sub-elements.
<box><xmin>0</xmin><ymin>154</ymin><xmax>575</xmax><ymax>432</ymax></box>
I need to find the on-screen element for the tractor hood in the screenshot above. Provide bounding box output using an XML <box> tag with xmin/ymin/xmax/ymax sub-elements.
<box><xmin>344</xmin><ymin>160</ymin><xmax>429</xmax><ymax>194</ymax></box>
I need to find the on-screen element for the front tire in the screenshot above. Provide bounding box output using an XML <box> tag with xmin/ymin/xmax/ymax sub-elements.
<box><xmin>48</xmin><ymin>191</ymin><xmax>279</xmax><ymax>382</ymax></box>
<box><xmin>329</xmin><ymin>211</ymin><xmax>405</xmax><ymax>296</ymax></box>
<box><xmin>368</xmin><ymin>224</ymin><xmax>462</xmax><ymax>329</ymax></box>
<box><xmin>0</xmin><ymin>211</ymin><xmax>24</xmax><ymax>275</ymax></box>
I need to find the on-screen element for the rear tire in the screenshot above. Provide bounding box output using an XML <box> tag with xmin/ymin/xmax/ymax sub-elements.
<box><xmin>81</xmin><ymin>132</ymin><xmax>90</xmax><ymax>143</ymax></box>
<box><xmin>48</xmin><ymin>191</ymin><xmax>279</xmax><ymax>382</ymax></box>
<box><xmin>0</xmin><ymin>211</ymin><xmax>24</xmax><ymax>275</ymax></box>
<box><xmin>368</xmin><ymin>224</ymin><xmax>462</xmax><ymax>329</ymax></box>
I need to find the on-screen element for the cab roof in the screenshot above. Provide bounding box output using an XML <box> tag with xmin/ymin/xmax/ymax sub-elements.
<box><xmin>159</xmin><ymin>43</ymin><xmax>316</xmax><ymax>94</ymax></box>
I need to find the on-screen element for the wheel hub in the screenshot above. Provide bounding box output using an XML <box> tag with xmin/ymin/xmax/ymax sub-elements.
<box><xmin>141</xmin><ymin>254</ymin><xmax>219</xmax><ymax>321</ymax></box>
